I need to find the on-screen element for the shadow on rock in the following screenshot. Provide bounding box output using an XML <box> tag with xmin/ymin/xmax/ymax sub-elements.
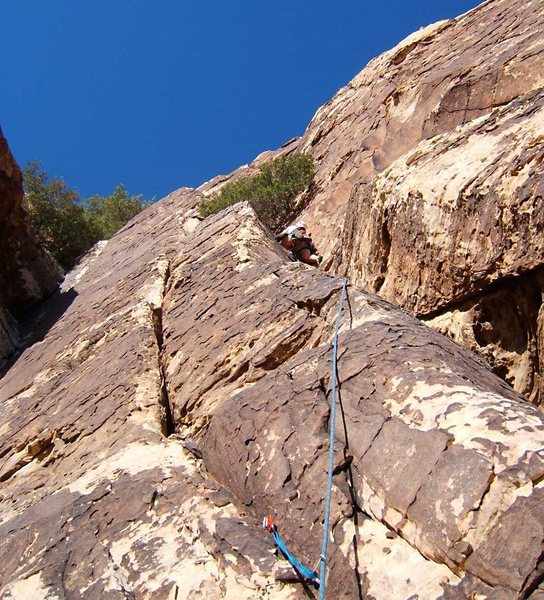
<box><xmin>0</xmin><ymin>287</ymin><xmax>78</xmax><ymax>378</ymax></box>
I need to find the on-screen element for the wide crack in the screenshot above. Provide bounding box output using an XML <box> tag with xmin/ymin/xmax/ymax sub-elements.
<box><xmin>152</xmin><ymin>307</ymin><xmax>175</xmax><ymax>437</ymax></box>
<box><xmin>150</xmin><ymin>261</ymin><xmax>176</xmax><ymax>437</ymax></box>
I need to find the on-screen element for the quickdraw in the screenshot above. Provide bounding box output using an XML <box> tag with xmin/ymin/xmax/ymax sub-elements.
<box><xmin>263</xmin><ymin>515</ymin><xmax>320</xmax><ymax>585</ymax></box>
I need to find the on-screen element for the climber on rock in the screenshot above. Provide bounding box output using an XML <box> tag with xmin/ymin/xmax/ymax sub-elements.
<box><xmin>275</xmin><ymin>221</ymin><xmax>322</xmax><ymax>267</ymax></box>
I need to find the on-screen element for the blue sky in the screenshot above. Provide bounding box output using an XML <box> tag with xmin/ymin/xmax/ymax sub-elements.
<box><xmin>2</xmin><ymin>1</ymin><xmax>479</xmax><ymax>201</ymax></box>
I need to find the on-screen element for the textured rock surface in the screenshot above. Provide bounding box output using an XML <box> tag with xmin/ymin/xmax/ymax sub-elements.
<box><xmin>195</xmin><ymin>0</ymin><xmax>544</xmax><ymax>405</ymax></box>
<box><xmin>339</xmin><ymin>89</ymin><xmax>544</xmax><ymax>314</ymax></box>
<box><xmin>1</xmin><ymin>198</ymin><xmax>543</xmax><ymax>598</ymax></box>
<box><xmin>0</xmin><ymin>195</ymin><xmax>299</xmax><ymax>599</ymax></box>
<box><xmin>300</xmin><ymin>0</ymin><xmax>544</xmax><ymax>259</ymax></box>
<box><xmin>2</xmin><ymin>0</ymin><xmax>544</xmax><ymax>596</ymax></box>
<box><xmin>337</xmin><ymin>87</ymin><xmax>544</xmax><ymax>403</ymax></box>
<box><xmin>426</xmin><ymin>268</ymin><xmax>544</xmax><ymax>406</ymax></box>
<box><xmin>303</xmin><ymin>0</ymin><xmax>544</xmax><ymax>405</ymax></box>
<box><xmin>0</xmin><ymin>128</ymin><xmax>63</xmax><ymax>364</ymax></box>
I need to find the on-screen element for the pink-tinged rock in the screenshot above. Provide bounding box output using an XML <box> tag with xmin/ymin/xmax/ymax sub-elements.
<box><xmin>194</xmin><ymin>0</ymin><xmax>544</xmax><ymax>406</ymax></box>
<box><xmin>1</xmin><ymin>199</ymin><xmax>543</xmax><ymax>598</ymax></box>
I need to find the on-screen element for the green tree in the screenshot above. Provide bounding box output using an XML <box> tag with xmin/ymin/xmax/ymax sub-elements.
<box><xmin>23</xmin><ymin>161</ymin><xmax>97</xmax><ymax>269</ymax></box>
<box><xmin>22</xmin><ymin>162</ymin><xmax>150</xmax><ymax>270</ymax></box>
<box><xmin>200</xmin><ymin>153</ymin><xmax>315</xmax><ymax>231</ymax></box>
<box><xmin>86</xmin><ymin>184</ymin><xmax>149</xmax><ymax>239</ymax></box>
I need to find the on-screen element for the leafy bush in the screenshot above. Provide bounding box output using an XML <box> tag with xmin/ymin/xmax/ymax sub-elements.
<box><xmin>86</xmin><ymin>184</ymin><xmax>149</xmax><ymax>239</ymax></box>
<box><xmin>23</xmin><ymin>161</ymin><xmax>97</xmax><ymax>269</ymax></box>
<box><xmin>200</xmin><ymin>153</ymin><xmax>315</xmax><ymax>231</ymax></box>
<box><xmin>23</xmin><ymin>162</ymin><xmax>149</xmax><ymax>270</ymax></box>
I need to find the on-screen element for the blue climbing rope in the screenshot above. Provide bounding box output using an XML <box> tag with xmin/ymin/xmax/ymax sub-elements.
<box><xmin>319</xmin><ymin>277</ymin><xmax>348</xmax><ymax>600</ymax></box>
<box><xmin>262</xmin><ymin>278</ymin><xmax>348</xmax><ymax>596</ymax></box>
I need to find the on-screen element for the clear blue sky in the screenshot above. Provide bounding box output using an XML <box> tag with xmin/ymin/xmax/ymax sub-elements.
<box><xmin>2</xmin><ymin>1</ymin><xmax>479</xmax><ymax>201</ymax></box>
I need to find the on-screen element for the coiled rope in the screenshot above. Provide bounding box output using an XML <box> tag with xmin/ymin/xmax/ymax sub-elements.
<box><xmin>319</xmin><ymin>276</ymin><xmax>348</xmax><ymax>599</ymax></box>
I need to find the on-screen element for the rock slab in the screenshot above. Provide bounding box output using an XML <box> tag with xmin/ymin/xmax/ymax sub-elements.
<box><xmin>3</xmin><ymin>196</ymin><xmax>542</xmax><ymax>598</ymax></box>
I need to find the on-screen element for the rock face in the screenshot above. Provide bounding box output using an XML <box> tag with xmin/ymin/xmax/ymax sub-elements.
<box><xmin>337</xmin><ymin>88</ymin><xmax>544</xmax><ymax>404</ymax></box>
<box><xmin>2</xmin><ymin>0</ymin><xmax>544</xmax><ymax>597</ymax></box>
<box><xmin>198</xmin><ymin>0</ymin><xmax>544</xmax><ymax>407</ymax></box>
<box><xmin>1</xmin><ymin>198</ymin><xmax>543</xmax><ymax>599</ymax></box>
<box><xmin>1</xmin><ymin>194</ymin><xmax>297</xmax><ymax>600</ymax></box>
<box><xmin>0</xmin><ymin>128</ymin><xmax>63</xmax><ymax>364</ymax></box>
<box><xmin>196</xmin><ymin>0</ymin><xmax>544</xmax><ymax>407</ymax></box>
<box><xmin>299</xmin><ymin>0</ymin><xmax>544</xmax><ymax>256</ymax></box>
<box><xmin>426</xmin><ymin>268</ymin><xmax>544</xmax><ymax>405</ymax></box>
<box><xmin>292</xmin><ymin>0</ymin><xmax>544</xmax><ymax>405</ymax></box>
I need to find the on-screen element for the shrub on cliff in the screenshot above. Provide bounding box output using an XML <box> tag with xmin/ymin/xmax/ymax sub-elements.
<box><xmin>23</xmin><ymin>162</ymin><xmax>149</xmax><ymax>269</ymax></box>
<box><xmin>86</xmin><ymin>184</ymin><xmax>149</xmax><ymax>240</ymax></box>
<box><xmin>23</xmin><ymin>162</ymin><xmax>96</xmax><ymax>269</ymax></box>
<box><xmin>199</xmin><ymin>153</ymin><xmax>315</xmax><ymax>231</ymax></box>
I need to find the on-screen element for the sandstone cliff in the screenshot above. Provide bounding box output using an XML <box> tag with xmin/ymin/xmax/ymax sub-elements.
<box><xmin>2</xmin><ymin>0</ymin><xmax>544</xmax><ymax>598</ymax></box>
<box><xmin>0</xmin><ymin>128</ymin><xmax>63</xmax><ymax>365</ymax></box>
<box><xmin>299</xmin><ymin>0</ymin><xmax>544</xmax><ymax>406</ymax></box>
<box><xmin>1</xmin><ymin>197</ymin><xmax>543</xmax><ymax>599</ymax></box>
<box><xmin>199</xmin><ymin>0</ymin><xmax>544</xmax><ymax>406</ymax></box>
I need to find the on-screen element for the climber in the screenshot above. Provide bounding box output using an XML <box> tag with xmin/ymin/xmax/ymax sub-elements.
<box><xmin>276</xmin><ymin>221</ymin><xmax>322</xmax><ymax>267</ymax></box>
<box><xmin>276</xmin><ymin>220</ymin><xmax>307</xmax><ymax>250</ymax></box>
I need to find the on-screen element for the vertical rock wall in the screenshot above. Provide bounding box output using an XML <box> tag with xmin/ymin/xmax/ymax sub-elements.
<box><xmin>2</xmin><ymin>0</ymin><xmax>544</xmax><ymax>596</ymax></box>
<box><xmin>337</xmin><ymin>88</ymin><xmax>544</xmax><ymax>403</ymax></box>
<box><xmin>0</xmin><ymin>129</ymin><xmax>63</xmax><ymax>364</ymax></box>
<box><xmin>291</xmin><ymin>0</ymin><xmax>544</xmax><ymax>406</ymax></box>
<box><xmin>3</xmin><ymin>201</ymin><xmax>542</xmax><ymax>598</ymax></box>
<box><xmin>0</xmin><ymin>196</ymin><xmax>303</xmax><ymax>599</ymax></box>
<box><xmin>300</xmin><ymin>0</ymin><xmax>544</xmax><ymax>259</ymax></box>
<box><xmin>195</xmin><ymin>0</ymin><xmax>544</xmax><ymax>406</ymax></box>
